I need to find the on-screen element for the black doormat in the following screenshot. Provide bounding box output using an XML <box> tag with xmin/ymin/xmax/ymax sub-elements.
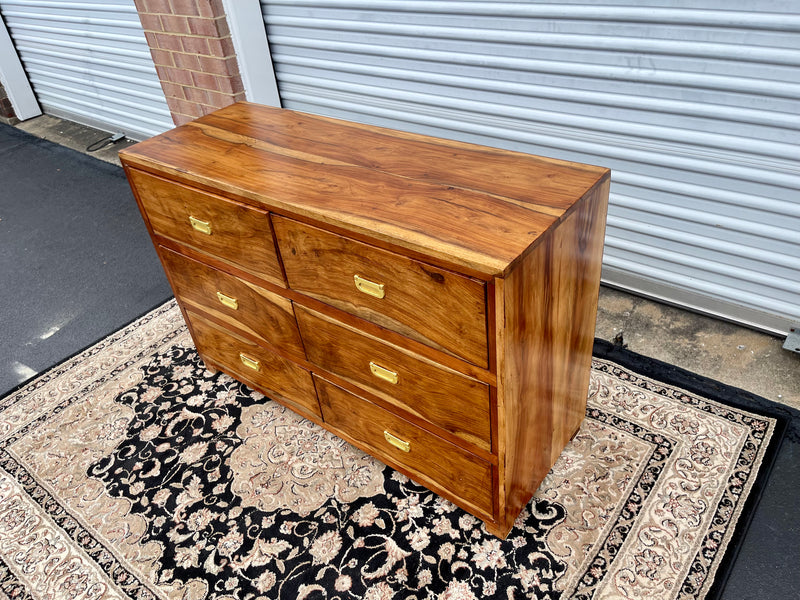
<box><xmin>0</xmin><ymin>123</ymin><xmax>172</xmax><ymax>396</ymax></box>
<box><xmin>0</xmin><ymin>301</ymin><xmax>791</xmax><ymax>599</ymax></box>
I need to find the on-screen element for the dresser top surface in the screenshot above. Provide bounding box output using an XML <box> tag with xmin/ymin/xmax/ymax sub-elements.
<box><xmin>121</xmin><ymin>102</ymin><xmax>609</xmax><ymax>277</ymax></box>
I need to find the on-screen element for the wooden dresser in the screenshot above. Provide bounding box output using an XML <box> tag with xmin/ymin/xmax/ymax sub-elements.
<box><xmin>120</xmin><ymin>102</ymin><xmax>610</xmax><ymax>538</ymax></box>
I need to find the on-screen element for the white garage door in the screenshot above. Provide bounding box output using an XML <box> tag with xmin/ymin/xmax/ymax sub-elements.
<box><xmin>260</xmin><ymin>0</ymin><xmax>800</xmax><ymax>335</ymax></box>
<box><xmin>0</xmin><ymin>0</ymin><xmax>173</xmax><ymax>139</ymax></box>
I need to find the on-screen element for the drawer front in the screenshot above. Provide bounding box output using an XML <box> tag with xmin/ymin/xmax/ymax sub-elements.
<box><xmin>272</xmin><ymin>215</ymin><xmax>488</xmax><ymax>368</ymax></box>
<box><xmin>129</xmin><ymin>168</ymin><xmax>284</xmax><ymax>286</ymax></box>
<box><xmin>296</xmin><ymin>306</ymin><xmax>491</xmax><ymax>451</ymax></box>
<box><xmin>316</xmin><ymin>376</ymin><xmax>493</xmax><ymax>516</ymax></box>
<box><xmin>186</xmin><ymin>310</ymin><xmax>320</xmax><ymax>418</ymax></box>
<box><xmin>160</xmin><ymin>247</ymin><xmax>305</xmax><ymax>357</ymax></box>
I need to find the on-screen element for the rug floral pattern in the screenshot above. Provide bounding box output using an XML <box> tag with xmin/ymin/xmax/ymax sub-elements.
<box><xmin>0</xmin><ymin>302</ymin><xmax>776</xmax><ymax>599</ymax></box>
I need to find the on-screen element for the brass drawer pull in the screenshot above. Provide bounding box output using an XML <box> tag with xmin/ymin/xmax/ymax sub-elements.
<box><xmin>189</xmin><ymin>215</ymin><xmax>212</xmax><ymax>235</ymax></box>
<box><xmin>216</xmin><ymin>291</ymin><xmax>238</xmax><ymax>310</ymax></box>
<box><xmin>384</xmin><ymin>430</ymin><xmax>410</xmax><ymax>452</ymax></box>
<box><xmin>354</xmin><ymin>274</ymin><xmax>385</xmax><ymax>299</ymax></box>
<box><xmin>369</xmin><ymin>361</ymin><xmax>398</xmax><ymax>385</ymax></box>
<box><xmin>239</xmin><ymin>353</ymin><xmax>260</xmax><ymax>371</ymax></box>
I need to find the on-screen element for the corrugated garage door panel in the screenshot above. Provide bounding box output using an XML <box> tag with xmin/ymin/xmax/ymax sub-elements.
<box><xmin>0</xmin><ymin>0</ymin><xmax>173</xmax><ymax>139</ymax></box>
<box><xmin>261</xmin><ymin>0</ymin><xmax>800</xmax><ymax>334</ymax></box>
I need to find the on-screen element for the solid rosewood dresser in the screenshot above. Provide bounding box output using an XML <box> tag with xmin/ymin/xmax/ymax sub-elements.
<box><xmin>120</xmin><ymin>102</ymin><xmax>610</xmax><ymax>538</ymax></box>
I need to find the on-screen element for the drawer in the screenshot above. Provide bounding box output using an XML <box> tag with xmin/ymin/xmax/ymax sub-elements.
<box><xmin>160</xmin><ymin>247</ymin><xmax>305</xmax><ymax>357</ymax></box>
<box><xmin>272</xmin><ymin>215</ymin><xmax>488</xmax><ymax>367</ymax></box>
<box><xmin>315</xmin><ymin>376</ymin><xmax>493</xmax><ymax>516</ymax></box>
<box><xmin>186</xmin><ymin>310</ymin><xmax>320</xmax><ymax>418</ymax></box>
<box><xmin>129</xmin><ymin>168</ymin><xmax>284</xmax><ymax>286</ymax></box>
<box><xmin>296</xmin><ymin>306</ymin><xmax>491</xmax><ymax>451</ymax></box>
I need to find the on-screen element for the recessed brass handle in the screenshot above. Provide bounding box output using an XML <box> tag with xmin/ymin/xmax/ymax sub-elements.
<box><xmin>189</xmin><ymin>215</ymin><xmax>212</xmax><ymax>235</ymax></box>
<box><xmin>369</xmin><ymin>361</ymin><xmax>398</xmax><ymax>385</ymax></box>
<box><xmin>216</xmin><ymin>291</ymin><xmax>238</xmax><ymax>310</ymax></box>
<box><xmin>239</xmin><ymin>353</ymin><xmax>260</xmax><ymax>371</ymax></box>
<box><xmin>384</xmin><ymin>430</ymin><xmax>410</xmax><ymax>453</ymax></box>
<box><xmin>354</xmin><ymin>274</ymin><xmax>385</xmax><ymax>299</ymax></box>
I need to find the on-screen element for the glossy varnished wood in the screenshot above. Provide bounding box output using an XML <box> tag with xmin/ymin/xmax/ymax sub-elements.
<box><xmin>495</xmin><ymin>178</ymin><xmax>610</xmax><ymax>535</ymax></box>
<box><xmin>159</xmin><ymin>247</ymin><xmax>305</xmax><ymax>358</ymax></box>
<box><xmin>128</xmin><ymin>168</ymin><xmax>285</xmax><ymax>286</ymax></box>
<box><xmin>273</xmin><ymin>215</ymin><xmax>488</xmax><ymax>367</ymax></box>
<box><xmin>186</xmin><ymin>310</ymin><xmax>320</xmax><ymax>418</ymax></box>
<box><xmin>315</xmin><ymin>376</ymin><xmax>494</xmax><ymax>517</ymax></box>
<box><xmin>155</xmin><ymin>234</ymin><xmax>497</xmax><ymax>386</ymax></box>
<box><xmin>120</xmin><ymin>102</ymin><xmax>608</xmax><ymax>277</ymax></box>
<box><xmin>121</xmin><ymin>103</ymin><xmax>611</xmax><ymax>538</ymax></box>
<box><xmin>296</xmin><ymin>306</ymin><xmax>491</xmax><ymax>452</ymax></box>
<box><xmin>196</xmin><ymin>105</ymin><xmax>604</xmax><ymax>213</ymax></box>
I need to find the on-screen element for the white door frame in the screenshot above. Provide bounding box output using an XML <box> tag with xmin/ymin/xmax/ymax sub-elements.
<box><xmin>222</xmin><ymin>0</ymin><xmax>281</xmax><ymax>107</ymax></box>
<box><xmin>0</xmin><ymin>13</ymin><xmax>40</xmax><ymax>120</ymax></box>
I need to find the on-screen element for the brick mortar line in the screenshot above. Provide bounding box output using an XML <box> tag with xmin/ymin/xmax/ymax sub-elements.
<box><xmin>152</xmin><ymin>51</ymin><xmax>237</xmax><ymax>63</ymax></box>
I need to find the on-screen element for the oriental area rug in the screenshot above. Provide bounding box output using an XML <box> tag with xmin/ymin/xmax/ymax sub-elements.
<box><xmin>0</xmin><ymin>301</ymin><xmax>783</xmax><ymax>600</ymax></box>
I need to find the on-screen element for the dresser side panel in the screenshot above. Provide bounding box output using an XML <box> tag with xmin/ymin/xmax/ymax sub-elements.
<box><xmin>500</xmin><ymin>177</ymin><xmax>610</xmax><ymax>528</ymax></box>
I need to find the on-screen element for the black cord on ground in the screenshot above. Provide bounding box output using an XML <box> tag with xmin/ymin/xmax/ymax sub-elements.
<box><xmin>86</xmin><ymin>132</ymin><xmax>126</xmax><ymax>152</ymax></box>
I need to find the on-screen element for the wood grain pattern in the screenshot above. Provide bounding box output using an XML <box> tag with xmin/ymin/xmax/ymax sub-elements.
<box><xmin>121</xmin><ymin>102</ymin><xmax>611</xmax><ymax>538</ymax></box>
<box><xmin>496</xmin><ymin>178</ymin><xmax>609</xmax><ymax>536</ymax></box>
<box><xmin>155</xmin><ymin>235</ymin><xmax>497</xmax><ymax>386</ymax></box>
<box><xmin>195</xmin><ymin>103</ymin><xmax>604</xmax><ymax>213</ymax></box>
<box><xmin>315</xmin><ymin>376</ymin><xmax>494</xmax><ymax>517</ymax></box>
<box><xmin>186</xmin><ymin>309</ymin><xmax>320</xmax><ymax>417</ymax></box>
<box><xmin>128</xmin><ymin>168</ymin><xmax>285</xmax><ymax>286</ymax></box>
<box><xmin>273</xmin><ymin>215</ymin><xmax>489</xmax><ymax>367</ymax></box>
<box><xmin>159</xmin><ymin>247</ymin><xmax>305</xmax><ymax>358</ymax></box>
<box><xmin>119</xmin><ymin>102</ymin><xmax>608</xmax><ymax>277</ymax></box>
<box><xmin>296</xmin><ymin>305</ymin><xmax>491</xmax><ymax>451</ymax></box>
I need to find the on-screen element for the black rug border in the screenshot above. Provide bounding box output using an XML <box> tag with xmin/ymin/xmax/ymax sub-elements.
<box><xmin>592</xmin><ymin>338</ymin><xmax>792</xmax><ymax>600</ymax></box>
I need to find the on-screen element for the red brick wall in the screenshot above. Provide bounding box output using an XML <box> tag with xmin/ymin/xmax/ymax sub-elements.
<box><xmin>0</xmin><ymin>81</ymin><xmax>16</xmax><ymax>122</ymax></box>
<box><xmin>134</xmin><ymin>0</ymin><xmax>245</xmax><ymax>126</ymax></box>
